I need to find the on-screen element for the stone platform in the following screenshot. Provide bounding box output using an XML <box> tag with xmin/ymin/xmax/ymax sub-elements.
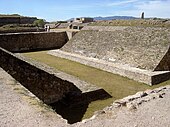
<box><xmin>48</xmin><ymin>50</ymin><xmax>170</xmax><ymax>85</ymax></box>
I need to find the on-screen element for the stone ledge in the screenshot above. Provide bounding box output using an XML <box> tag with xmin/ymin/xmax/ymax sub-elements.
<box><xmin>103</xmin><ymin>85</ymin><xmax>170</xmax><ymax>112</ymax></box>
<box><xmin>16</xmin><ymin>53</ymin><xmax>103</xmax><ymax>94</ymax></box>
<box><xmin>17</xmin><ymin>54</ymin><xmax>112</xmax><ymax>104</ymax></box>
<box><xmin>80</xmin><ymin>85</ymin><xmax>170</xmax><ymax>124</ymax></box>
<box><xmin>0</xmin><ymin>47</ymin><xmax>111</xmax><ymax>104</ymax></box>
<box><xmin>48</xmin><ymin>50</ymin><xmax>170</xmax><ymax>85</ymax></box>
<box><xmin>82</xmin><ymin>26</ymin><xmax>128</xmax><ymax>31</ymax></box>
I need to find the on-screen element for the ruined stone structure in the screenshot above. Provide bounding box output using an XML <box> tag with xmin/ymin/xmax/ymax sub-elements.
<box><xmin>0</xmin><ymin>27</ymin><xmax>169</xmax><ymax>125</ymax></box>
<box><xmin>0</xmin><ymin>32</ymin><xmax>69</xmax><ymax>52</ymax></box>
<box><xmin>0</xmin><ymin>47</ymin><xmax>77</xmax><ymax>104</ymax></box>
<box><xmin>0</xmin><ymin>28</ymin><xmax>45</xmax><ymax>34</ymax></box>
<box><xmin>56</xmin><ymin>22</ymin><xmax>89</xmax><ymax>30</ymax></box>
<box><xmin>73</xmin><ymin>17</ymin><xmax>94</xmax><ymax>23</ymax></box>
<box><xmin>0</xmin><ymin>31</ymin><xmax>109</xmax><ymax>105</ymax></box>
<box><xmin>50</xmin><ymin>26</ymin><xmax>170</xmax><ymax>85</ymax></box>
<box><xmin>0</xmin><ymin>26</ymin><xmax>169</xmax><ymax>105</ymax></box>
<box><xmin>65</xmin><ymin>26</ymin><xmax>170</xmax><ymax>72</ymax></box>
<box><xmin>55</xmin><ymin>17</ymin><xmax>93</xmax><ymax>30</ymax></box>
<box><xmin>0</xmin><ymin>16</ymin><xmax>37</xmax><ymax>26</ymax></box>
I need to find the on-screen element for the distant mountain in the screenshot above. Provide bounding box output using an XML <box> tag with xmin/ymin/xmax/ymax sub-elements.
<box><xmin>67</xmin><ymin>16</ymin><xmax>137</xmax><ymax>22</ymax></box>
<box><xmin>94</xmin><ymin>16</ymin><xmax>137</xmax><ymax>21</ymax></box>
<box><xmin>67</xmin><ymin>18</ymin><xmax>74</xmax><ymax>22</ymax></box>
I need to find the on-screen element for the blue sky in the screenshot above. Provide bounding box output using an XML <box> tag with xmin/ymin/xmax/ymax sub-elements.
<box><xmin>0</xmin><ymin>0</ymin><xmax>170</xmax><ymax>21</ymax></box>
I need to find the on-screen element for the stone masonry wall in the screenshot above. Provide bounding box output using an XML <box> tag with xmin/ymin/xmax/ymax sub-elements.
<box><xmin>0</xmin><ymin>28</ymin><xmax>45</xmax><ymax>34</ymax></box>
<box><xmin>0</xmin><ymin>17</ymin><xmax>37</xmax><ymax>26</ymax></box>
<box><xmin>20</xmin><ymin>17</ymin><xmax>37</xmax><ymax>24</ymax></box>
<box><xmin>0</xmin><ymin>47</ymin><xmax>80</xmax><ymax>104</ymax></box>
<box><xmin>62</xmin><ymin>26</ymin><xmax>170</xmax><ymax>71</ymax></box>
<box><xmin>0</xmin><ymin>32</ymin><xmax>68</xmax><ymax>52</ymax></box>
<box><xmin>154</xmin><ymin>46</ymin><xmax>170</xmax><ymax>71</ymax></box>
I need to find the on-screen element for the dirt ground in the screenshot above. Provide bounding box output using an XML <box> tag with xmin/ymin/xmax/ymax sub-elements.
<box><xmin>74</xmin><ymin>86</ymin><xmax>170</xmax><ymax>127</ymax></box>
<box><xmin>0</xmin><ymin>68</ymin><xmax>68</xmax><ymax>127</ymax></box>
<box><xmin>0</xmin><ymin>67</ymin><xmax>170</xmax><ymax>127</ymax></box>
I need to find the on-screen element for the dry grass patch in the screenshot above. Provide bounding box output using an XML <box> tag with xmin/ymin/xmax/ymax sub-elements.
<box><xmin>23</xmin><ymin>51</ymin><xmax>170</xmax><ymax>119</ymax></box>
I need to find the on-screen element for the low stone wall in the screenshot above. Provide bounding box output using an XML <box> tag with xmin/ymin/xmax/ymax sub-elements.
<box><xmin>80</xmin><ymin>85</ymin><xmax>170</xmax><ymax>124</ymax></box>
<box><xmin>0</xmin><ymin>47</ymin><xmax>80</xmax><ymax>104</ymax></box>
<box><xmin>0</xmin><ymin>32</ymin><xmax>68</xmax><ymax>52</ymax></box>
<box><xmin>0</xmin><ymin>28</ymin><xmax>45</xmax><ymax>34</ymax></box>
<box><xmin>0</xmin><ymin>17</ymin><xmax>20</xmax><ymax>26</ymax></box>
<box><xmin>20</xmin><ymin>17</ymin><xmax>37</xmax><ymax>24</ymax></box>
<box><xmin>0</xmin><ymin>47</ymin><xmax>110</xmax><ymax>104</ymax></box>
<box><xmin>0</xmin><ymin>16</ymin><xmax>37</xmax><ymax>26</ymax></box>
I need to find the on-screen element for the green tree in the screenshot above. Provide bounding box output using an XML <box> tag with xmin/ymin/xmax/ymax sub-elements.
<box><xmin>33</xmin><ymin>19</ymin><xmax>45</xmax><ymax>28</ymax></box>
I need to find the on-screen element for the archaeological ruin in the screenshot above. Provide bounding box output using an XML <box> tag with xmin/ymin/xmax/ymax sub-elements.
<box><xmin>51</xmin><ymin>26</ymin><xmax>170</xmax><ymax>85</ymax></box>
<box><xmin>0</xmin><ymin>22</ymin><xmax>170</xmax><ymax>123</ymax></box>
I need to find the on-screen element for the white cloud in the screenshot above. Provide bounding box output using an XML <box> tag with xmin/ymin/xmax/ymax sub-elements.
<box><xmin>107</xmin><ymin>0</ymin><xmax>139</xmax><ymax>6</ymax></box>
<box><xmin>108</xmin><ymin>0</ymin><xmax>170</xmax><ymax>18</ymax></box>
<box><xmin>135</xmin><ymin>0</ymin><xmax>170</xmax><ymax>18</ymax></box>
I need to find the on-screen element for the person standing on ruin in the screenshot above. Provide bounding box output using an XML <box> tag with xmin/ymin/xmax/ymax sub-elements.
<box><xmin>47</xmin><ymin>25</ymin><xmax>50</xmax><ymax>32</ymax></box>
<box><xmin>44</xmin><ymin>25</ymin><xmax>47</xmax><ymax>31</ymax></box>
<box><xmin>141</xmin><ymin>12</ymin><xmax>144</xmax><ymax>19</ymax></box>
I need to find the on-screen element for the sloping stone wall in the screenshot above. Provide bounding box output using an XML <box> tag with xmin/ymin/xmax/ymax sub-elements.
<box><xmin>154</xmin><ymin>47</ymin><xmax>170</xmax><ymax>71</ymax></box>
<box><xmin>0</xmin><ymin>32</ymin><xmax>68</xmax><ymax>52</ymax></box>
<box><xmin>62</xmin><ymin>26</ymin><xmax>170</xmax><ymax>71</ymax></box>
<box><xmin>0</xmin><ymin>47</ymin><xmax>80</xmax><ymax>104</ymax></box>
<box><xmin>49</xmin><ymin>50</ymin><xmax>170</xmax><ymax>85</ymax></box>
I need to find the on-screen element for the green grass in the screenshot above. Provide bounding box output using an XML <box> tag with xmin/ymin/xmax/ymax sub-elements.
<box><xmin>23</xmin><ymin>51</ymin><xmax>170</xmax><ymax>119</ymax></box>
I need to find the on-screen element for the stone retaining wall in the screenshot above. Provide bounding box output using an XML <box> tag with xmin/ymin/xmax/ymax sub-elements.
<box><xmin>0</xmin><ymin>47</ymin><xmax>110</xmax><ymax>104</ymax></box>
<box><xmin>100</xmin><ymin>85</ymin><xmax>170</xmax><ymax>114</ymax></box>
<box><xmin>0</xmin><ymin>17</ymin><xmax>37</xmax><ymax>26</ymax></box>
<box><xmin>62</xmin><ymin>26</ymin><xmax>170</xmax><ymax>71</ymax></box>
<box><xmin>49</xmin><ymin>50</ymin><xmax>170</xmax><ymax>85</ymax></box>
<box><xmin>0</xmin><ymin>47</ymin><xmax>80</xmax><ymax>104</ymax></box>
<box><xmin>0</xmin><ymin>28</ymin><xmax>44</xmax><ymax>34</ymax></box>
<box><xmin>155</xmin><ymin>47</ymin><xmax>170</xmax><ymax>71</ymax></box>
<box><xmin>0</xmin><ymin>32</ymin><xmax>68</xmax><ymax>52</ymax></box>
<box><xmin>81</xmin><ymin>85</ymin><xmax>170</xmax><ymax>124</ymax></box>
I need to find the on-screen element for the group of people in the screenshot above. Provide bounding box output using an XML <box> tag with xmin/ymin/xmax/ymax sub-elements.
<box><xmin>44</xmin><ymin>25</ymin><xmax>50</xmax><ymax>32</ymax></box>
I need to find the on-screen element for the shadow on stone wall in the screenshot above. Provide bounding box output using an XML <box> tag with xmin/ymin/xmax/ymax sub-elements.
<box><xmin>0</xmin><ymin>47</ymin><xmax>80</xmax><ymax>104</ymax></box>
<box><xmin>0</xmin><ymin>47</ymin><xmax>112</xmax><ymax>124</ymax></box>
<box><xmin>50</xmin><ymin>89</ymin><xmax>112</xmax><ymax>124</ymax></box>
<box><xmin>51</xmin><ymin>100</ymin><xmax>89</xmax><ymax>124</ymax></box>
